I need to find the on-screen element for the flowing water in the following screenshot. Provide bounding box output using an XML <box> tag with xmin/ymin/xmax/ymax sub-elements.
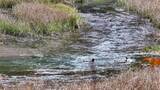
<box><xmin>0</xmin><ymin>0</ymin><xmax>158</xmax><ymax>84</ymax></box>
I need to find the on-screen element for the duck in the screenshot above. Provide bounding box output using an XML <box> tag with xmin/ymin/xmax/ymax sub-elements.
<box><xmin>82</xmin><ymin>58</ymin><xmax>95</xmax><ymax>62</ymax></box>
<box><xmin>143</xmin><ymin>57</ymin><xmax>160</xmax><ymax>66</ymax></box>
<box><xmin>91</xmin><ymin>58</ymin><xmax>95</xmax><ymax>62</ymax></box>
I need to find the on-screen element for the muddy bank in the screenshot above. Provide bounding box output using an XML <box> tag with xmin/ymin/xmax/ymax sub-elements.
<box><xmin>0</xmin><ymin>46</ymin><xmax>42</xmax><ymax>57</ymax></box>
<box><xmin>0</xmin><ymin>33</ymin><xmax>41</xmax><ymax>57</ymax></box>
<box><xmin>1</xmin><ymin>68</ymin><xmax>160</xmax><ymax>90</ymax></box>
<box><xmin>0</xmin><ymin>31</ymin><xmax>81</xmax><ymax>57</ymax></box>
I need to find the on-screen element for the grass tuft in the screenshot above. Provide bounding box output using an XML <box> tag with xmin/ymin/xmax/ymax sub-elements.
<box><xmin>144</xmin><ymin>45</ymin><xmax>160</xmax><ymax>51</ymax></box>
<box><xmin>0</xmin><ymin>20</ymin><xmax>31</xmax><ymax>36</ymax></box>
<box><xmin>0</xmin><ymin>2</ymin><xmax>80</xmax><ymax>36</ymax></box>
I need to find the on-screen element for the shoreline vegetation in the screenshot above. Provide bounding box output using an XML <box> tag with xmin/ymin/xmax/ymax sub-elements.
<box><xmin>0</xmin><ymin>0</ymin><xmax>82</xmax><ymax>57</ymax></box>
<box><xmin>118</xmin><ymin>0</ymin><xmax>160</xmax><ymax>28</ymax></box>
<box><xmin>118</xmin><ymin>0</ymin><xmax>160</xmax><ymax>52</ymax></box>
<box><xmin>1</xmin><ymin>68</ymin><xmax>160</xmax><ymax>90</ymax></box>
<box><xmin>0</xmin><ymin>0</ymin><xmax>80</xmax><ymax>36</ymax></box>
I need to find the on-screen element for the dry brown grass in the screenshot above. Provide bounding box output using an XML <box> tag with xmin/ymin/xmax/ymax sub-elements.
<box><xmin>63</xmin><ymin>68</ymin><xmax>160</xmax><ymax>90</ymax></box>
<box><xmin>13</xmin><ymin>3</ymin><xmax>70</xmax><ymax>24</ymax></box>
<box><xmin>0</xmin><ymin>13</ymin><xmax>10</xmax><ymax>21</ymax></box>
<box><xmin>0</xmin><ymin>2</ymin><xmax>79</xmax><ymax>36</ymax></box>
<box><xmin>0</xmin><ymin>0</ymin><xmax>41</xmax><ymax>8</ymax></box>
<box><xmin>12</xmin><ymin>3</ymin><xmax>79</xmax><ymax>34</ymax></box>
<box><xmin>1</xmin><ymin>68</ymin><xmax>160</xmax><ymax>90</ymax></box>
<box><xmin>119</xmin><ymin>0</ymin><xmax>160</xmax><ymax>27</ymax></box>
<box><xmin>0</xmin><ymin>0</ymin><xmax>76</xmax><ymax>8</ymax></box>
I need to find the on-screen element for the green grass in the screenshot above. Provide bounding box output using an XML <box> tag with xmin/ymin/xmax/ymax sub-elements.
<box><xmin>93</xmin><ymin>0</ymin><xmax>107</xmax><ymax>3</ymax></box>
<box><xmin>144</xmin><ymin>45</ymin><xmax>160</xmax><ymax>51</ymax></box>
<box><xmin>89</xmin><ymin>0</ymin><xmax>107</xmax><ymax>4</ymax></box>
<box><xmin>47</xmin><ymin>18</ymin><xmax>78</xmax><ymax>32</ymax></box>
<box><xmin>50</xmin><ymin>3</ymin><xmax>81</xmax><ymax>30</ymax></box>
<box><xmin>0</xmin><ymin>20</ymin><xmax>31</xmax><ymax>36</ymax></box>
<box><xmin>0</xmin><ymin>3</ymin><xmax>80</xmax><ymax>36</ymax></box>
<box><xmin>0</xmin><ymin>18</ymin><xmax>78</xmax><ymax>36</ymax></box>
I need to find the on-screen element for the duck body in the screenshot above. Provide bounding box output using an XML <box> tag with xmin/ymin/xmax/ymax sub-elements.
<box><xmin>143</xmin><ymin>57</ymin><xmax>160</xmax><ymax>66</ymax></box>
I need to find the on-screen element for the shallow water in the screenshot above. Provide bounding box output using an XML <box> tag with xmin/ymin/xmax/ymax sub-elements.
<box><xmin>0</xmin><ymin>0</ymin><xmax>158</xmax><ymax>84</ymax></box>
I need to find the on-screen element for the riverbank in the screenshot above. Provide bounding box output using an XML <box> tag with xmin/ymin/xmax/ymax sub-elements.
<box><xmin>0</xmin><ymin>2</ymin><xmax>79</xmax><ymax>36</ymax></box>
<box><xmin>118</xmin><ymin>0</ymin><xmax>160</xmax><ymax>27</ymax></box>
<box><xmin>55</xmin><ymin>68</ymin><xmax>160</xmax><ymax>90</ymax></box>
<box><xmin>118</xmin><ymin>0</ymin><xmax>160</xmax><ymax>52</ymax></box>
<box><xmin>0</xmin><ymin>46</ymin><xmax>41</xmax><ymax>57</ymax></box>
<box><xmin>0</xmin><ymin>0</ymin><xmax>82</xmax><ymax>57</ymax></box>
<box><xmin>0</xmin><ymin>68</ymin><xmax>159</xmax><ymax>90</ymax></box>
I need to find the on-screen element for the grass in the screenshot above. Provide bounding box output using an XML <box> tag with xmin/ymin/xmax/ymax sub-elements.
<box><xmin>0</xmin><ymin>20</ymin><xmax>31</xmax><ymax>36</ymax></box>
<box><xmin>105</xmin><ymin>68</ymin><xmax>160</xmax><ymax>90</ymax></box>
<box><xmin>0</xmin><ymin>13</ymin><xmax>32</xmax><ymax>36</ymax></box>
<box><xmin>14</xmin><ymin>3</ymin><xmax>79</xmax><ymax>34</ymax></box>
<box><xmin>118</xmin><ymin>0</ymin><xmax>160</xmax><ymax>28</ymax></box>
<box><xmin>1</xmin><ymin>68</ymin><xmax>160</xmax><ymax>90</ymax></box>
<box><xmin>89</xmin><ymin>0</ymin><xmax>107</xmax><ymax>4</ymax></box>
<box><xmin>93</xmin><ymin>0</ymin><xmax>107</xmax><ymax>3</ymax></box>
<box><xmin>0</xmin><ymin>2</ymin><xmax>80</xmax><ymax>36</ymax></box>
<box><xmin>144</xmin><ymin>45</ymin><xmax>160</xmax><ymax>51</ymax></box>
<box><xmin>75</xmin><ymin>0</ymin><xmax>106</xmax><ymax>5</ymax></box>
<box><xmin>0</xmin><ymin>0</ymin><xmax>42</xmax><ymax>8</ymax></box>
<box><xmin>0</xmin><ymin>0</ymin><xmax>76</xmax><ymax>8</ymax></box>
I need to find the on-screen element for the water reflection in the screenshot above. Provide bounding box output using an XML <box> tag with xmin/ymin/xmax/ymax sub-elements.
<box><xmin>90</xmin><ymin>58</ymin><xmax>96</xmax><ymax>90</ymax></box>
<box><xmin>90</xmin><ymin>59</ymin><xmax>96</xmax><ymax>74</ymax></box>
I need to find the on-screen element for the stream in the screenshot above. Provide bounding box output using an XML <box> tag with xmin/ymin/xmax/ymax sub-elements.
<box><xmin>0</xmin><ymin>0</ymin><xmax>158</xmax><ymax>85</ymax></box>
